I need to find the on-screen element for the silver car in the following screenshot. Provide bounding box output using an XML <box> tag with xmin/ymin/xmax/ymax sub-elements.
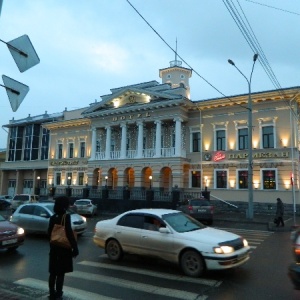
<box><xmin>10</xmin><ymin>203</ymin><xmax>87</xmax><ymax>235</ymax></box>
<box><xmin>93</xmin><ymin>208</ymin><xmax>250</xmax><ymax>277</ymax></box>
<box><xmin>73</xmin><ymin>199</ymin><xmax>97</xmax><ymax>216</ymax></box>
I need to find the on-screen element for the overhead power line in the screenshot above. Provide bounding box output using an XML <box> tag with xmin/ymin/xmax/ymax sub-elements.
<box><xmin>125</xmin><ymin>0</ymin><xmax>248</xmax><ymax>110</ymax></box>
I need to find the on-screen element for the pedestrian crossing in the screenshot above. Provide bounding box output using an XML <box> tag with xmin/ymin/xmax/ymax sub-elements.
<box><xmin>216</xmin><ymin>227</ymin><xmax>274</xmax><ymax>249</ymax></box>
<box><xmin>7</xmin><ymin>228</ymin><xmax>273</xmax><ymax>300</ymax></box>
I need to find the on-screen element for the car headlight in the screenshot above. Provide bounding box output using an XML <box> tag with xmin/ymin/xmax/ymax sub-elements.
<box><xmin>243</xmin><ymin>239</ymin><xmax>248</xmax><ymax>247</ymax></box>
<box><xmin>214</xmin><ymin>245</ymin><xmax>234</xmax><ymax>254</ymax></box>
<box><xmin>17</xmin><ymin>227</ymin><xmax>25</xmax><ymax>235</ymax></box>
<box><xmin>81</xmin><ymin>216</ymin><xmax>87</xmax><ymax>222</ymax></box>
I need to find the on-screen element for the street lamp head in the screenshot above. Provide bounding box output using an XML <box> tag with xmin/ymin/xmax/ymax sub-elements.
<box><xmin>228</xmin><ymin>59</ymin><xmax>235</xmax><ymax>66</ymax></box>
<box><xmin>253</xmin><ymin>53</ymin><xmax>258</xmax><ymax>62</ymax></box>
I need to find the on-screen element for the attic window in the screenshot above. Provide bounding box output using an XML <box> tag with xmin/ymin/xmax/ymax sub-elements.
<box><xmin>167</xmin><ymin>74</ymin><xmax>171</xmax><ymax>79</ymax></box>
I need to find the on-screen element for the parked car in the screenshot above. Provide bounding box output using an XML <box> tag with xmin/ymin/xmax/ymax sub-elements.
<box><xmin>177</xmin><ymin>197</ymin><xmax>214</xmax><ymax>225</ymax></box>
<box><xmin>93</xmin><ymin>208</ymin><xmax>250</xmax><ymax>277</ymax></box>
<box><xmin>0</xmin><ymin>214</ymin><xmax>25</xmax><ymax>251</ymax></box>
<box><xmin>289</xmin><ymin>227</ymin><xmax>300</xmax><ymax>289</ymax></box>
<box><xmin>11</xmin><ymin>194</ymin><xmax>39</xmax><ymax>212</ymax></box>
<box><xmin>0</xmin><ymin>199</ymin><xmax>11</xmax><ymax>210</ymax></box>
<box><xmin>10</xmin><ymin>203</ymin><xmax>87</xmax><ymax>235</ymax></box>
<box><xmin>0</xmin><ymin>195</ymin><xmax>13</xmax><ymax>202</ymax></box>
<box><xmin>73</xmin><ymin>199</ymin><xmax>97</xmax><ymax>216</ymax></box>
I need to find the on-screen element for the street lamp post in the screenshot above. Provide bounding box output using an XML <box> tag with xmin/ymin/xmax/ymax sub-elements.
<box><xmin>105</xmin><ymin>176</ymin><xmax>108</xmax><ymax>188</ymax></box>
<box><xmin>228</xmin><ymin>53</ymin><xmax>258</xmax><ymax>220</ymax></box>
<box><xmin>149</xmin><ymin>175</ymin><xmax>152</xmax><ymax>189</ymax></box>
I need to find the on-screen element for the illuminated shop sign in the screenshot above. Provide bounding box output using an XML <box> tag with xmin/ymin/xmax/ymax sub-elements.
<box><xmin>50</xmin><ymin>161</ymin><xmax>79</xmax><ymax>166</ymax></box>
<box><xmin>228</xmin><ymin>151</ymin><xmax>289</xmax><ymax>159</ymax></box>
<box><xmin>207</xmin><ymin>151</ymin><xmax>289</xmax><ymax>162</ymax></box>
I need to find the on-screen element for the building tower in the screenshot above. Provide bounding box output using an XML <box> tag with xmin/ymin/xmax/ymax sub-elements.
<box><xmin>159</xmin><ymin>40</ymin><xmax>192</xmax><ymax>99</ymax></box>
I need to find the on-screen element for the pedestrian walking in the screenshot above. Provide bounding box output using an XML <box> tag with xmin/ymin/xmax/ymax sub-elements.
<box><xmin>275</xmin><ymin>197</ymin><xmax>285</xmax><ymax>227</ymax></box>
<box><xmin>48</xmin><ymin>196</ymin><xmax>79</xmax><ymax>299</ymax></box>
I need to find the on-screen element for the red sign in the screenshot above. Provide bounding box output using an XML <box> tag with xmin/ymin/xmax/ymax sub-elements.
<box><xmin>213</xmin><ymin>151</ymin><xmax>226</xmax><ymax>162</ymax></box>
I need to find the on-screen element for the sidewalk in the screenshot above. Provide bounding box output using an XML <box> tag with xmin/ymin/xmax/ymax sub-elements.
<box><xmin>213</xmin><ymin>210</ymin><xmax>300</xmax><ymax>232</ymax></box>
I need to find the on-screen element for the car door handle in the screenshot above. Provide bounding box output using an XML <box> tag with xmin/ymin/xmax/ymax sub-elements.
<box><xmin>142</xmin><ymin>235</ymin><xmax>148</xmax><ymax>238</ymax></box>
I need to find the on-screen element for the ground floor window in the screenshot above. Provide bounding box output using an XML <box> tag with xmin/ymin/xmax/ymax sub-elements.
<box><xmin>216</xmin><ymin>170</ymin><xmax>227</xmax><ymax>188</ymax></box>
<box><xmin>191</xmin><ymin>170</ymin><xmax>201</xmax><ymax>188</ymax></box>
<box><xmin>238</xmin><ymin>170</ymin><xmax>248</xmax><ymax>189</ymax></box>
<box><xmin>78</xmin><ymin>172</ymin><xmax>84</xmax><ymax>185</ymax></box>
<box><xmin>55</xmin><ymin>173</ymin><xmax>61</xmax><ymax>186</ymax></box>
<box><xmin>262</xmin><ymin>169</ymin><xmax>276</xmax><ymax>189</ymax></box>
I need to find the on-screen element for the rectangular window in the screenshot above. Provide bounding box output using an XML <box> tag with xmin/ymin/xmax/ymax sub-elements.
<box><xmin>238</xmin><ymin>128</ymin><xmax>248</xmax><ymax>150</ymax></box>
<box><xmin>238</xmin><ymin>170</ymin><xmax>248</xmax><ymax>189</ymax></box>
<box><xmin>262</xmin><ymin>126</ymin><xmax>274</xmax><ymax>149</ymax></box>
<box><xmin>58</xmin><ymin>143</ymin><xmax>63</xmax><ymax>159</ymax></box>
<box><xmin>192</xmin><ymin>132</ymin><xmax>200</xmax><ymax>152</ymax></box>
<box><xmin>216</xmin><ymin>130</ymin><xmax>225</xmax><ymax>151</ymax></box>
<box><xmin>78</xmin><ymin>172</ymin><xmax>84</xmax><ymax>185</ymax></box>
<box><xmin>263</xmin><ymin>170</ymin><xmax>276</xmax><ymax>189</ymax></box>
<box><xmin>69</xmin><ymin>142</ymin><xmax>74</xmax><ymax>158</ymax></box>
<box><xmin>191</xmin><ymin>171</ymin><xmax>201</xmax><ymax>188</ymax></box>
<box><xmin>8</xmin><ymin>126</ymin><xmax>24</xmax><ymax>161</ymax></box>
<box><xmin>24</xmin><ymin>124</ymin><xmax>40</xmax><ymax>161</ymax></box>
<box><xmin>80</xmin><ymin>141</ymin><xmax>85</xmax><ymax>158</ymax></box>
<box><xmin>56</xmin><ymin>173</ymin><xmax>61</xmax><ymax>185</ymax></box>
<box><xmin>41</xmin><ymin>128</ymin><xmax>49</xmax><ymax>160</ymax></box>
<box><xmin>216</xmin><ymin>170</ymin><xmax>227</xmax><ymax>188</ymax></box>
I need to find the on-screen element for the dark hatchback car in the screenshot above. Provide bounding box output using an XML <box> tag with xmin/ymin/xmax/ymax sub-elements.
<box><xmin>0</xmin><ymin>214</ymin><xmax>25</xmax><ymax>251</ymax></box>
<box><xmin>177</xmin><ymin>198</ymin><xmax>214</xmax><ymax>225</ymax></box>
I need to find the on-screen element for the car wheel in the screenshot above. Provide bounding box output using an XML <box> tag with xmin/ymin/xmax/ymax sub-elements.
<box><xmin>7</xmin><ymin>246</ymin><xmax>18</xmax><ymax>252</ymax></box>
<box><xmin>180</xmin><ymin>250</ymin><xmax>205</xmax><ymax>277</ymax></box>
<box><xmin>106</xmin><ymin>239</ymin><xmax>123</xmax><ymax>261</ymax></box>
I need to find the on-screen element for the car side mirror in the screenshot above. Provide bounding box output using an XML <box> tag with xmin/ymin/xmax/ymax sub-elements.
<box><xmin>159</xmin><ymin>227</ymin><xmax>171</xmax><ymax>234</ymax></box>
<box><xmin>40</xmin><ymin>213</ymin><xmax>49</xmax><ymax>218</ymax></box>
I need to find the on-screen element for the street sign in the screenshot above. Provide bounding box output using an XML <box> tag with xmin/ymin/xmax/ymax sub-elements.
<box><xmin>2</xmin><ymin>75</ymin><xmax>29</xmax><ymax>111</ymax></box>
<box><xmin>7</xmin><ymin>34</ymin><xmax>40</xmax><ymax>73</ymax></box>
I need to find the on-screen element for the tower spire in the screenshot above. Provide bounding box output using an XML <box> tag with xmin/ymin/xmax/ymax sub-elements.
<box><xmin>170</xmin><ymin>38</ymin><xmax>181</xmax><ymax>67</ymax></box>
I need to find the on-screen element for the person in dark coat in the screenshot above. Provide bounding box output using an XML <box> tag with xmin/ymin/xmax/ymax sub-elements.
<box><xmin>48</xmin><ymin>196</ymin><xmax>79</xmax><ymax>299</ymax></box>
<box><xmin>275</xmin><ymin>197</ymin><xmax>285</xmax><ymax>227</ymax></box>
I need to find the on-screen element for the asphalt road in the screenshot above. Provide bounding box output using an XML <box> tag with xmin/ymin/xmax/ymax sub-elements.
<box><xmin>0</xmin><ymin>210</ymin><xmax>299</xmax><ymax>299</ymax></box>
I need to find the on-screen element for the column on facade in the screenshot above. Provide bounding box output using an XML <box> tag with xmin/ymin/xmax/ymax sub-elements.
<box><xmin>154</xmin><ymin>120</ymin><xmax>162</xmax><ymax>158</ymax></box>
<box><xmin>120</xmin><ymin>123</ymin><xmax>127</xmax><ymax>159</ymax></box>
<box><xmin>174</xmin><ymin>118</ymin><xmax>182</xmax><ymax>157</ymax></box>
<box><xmin>105</xmin><ymin>126</ymin><xmax>111</xmax><ymax>160</ymax></box>
<box><xmin>90</xmin><ymin>127</ymin><xmax>97</xmax><ymax>160</ymax></box>
<box><xmin>136</xmin><ymin>121</ymin><xmax>143</xmax><ymax>158</ymax></box>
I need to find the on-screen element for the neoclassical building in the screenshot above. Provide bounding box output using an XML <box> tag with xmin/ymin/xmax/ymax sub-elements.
<box><xmin>0</xmin><ymin>58</ymin><xmax>299</xmax><ymax>207</ymax></box>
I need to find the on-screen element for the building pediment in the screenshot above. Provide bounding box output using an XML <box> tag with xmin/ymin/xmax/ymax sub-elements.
<box><xmin>82</xmin><ymin>86</ymin><xmax>182</xmax><ymax>116</ymax></box>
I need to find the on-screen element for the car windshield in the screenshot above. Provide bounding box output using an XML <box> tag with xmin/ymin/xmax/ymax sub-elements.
<box><xmin>13</xmin><ymin>195</ymin><xmax>29</xmax><ymax>201</ymax></box>
<box><xmin>75</xmin><ymin>201</ymin><xmax>89</xmax><ymax>205</ymax></box>
<box><xmin>162</xmin><ymin>212</ymin><xmax>205</xmax><ymax>233</ymax></box>
<box><xmin>190</xmin><ymin>199</ymin><xmax>210</xmax><ymax>206</ymax></box>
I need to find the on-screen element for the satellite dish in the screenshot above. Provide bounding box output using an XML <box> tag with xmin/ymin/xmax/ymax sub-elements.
<box><xmin>1</xmin><ymin>75</ymin><xmax>29</xmax><ymax>112</ymax></box>
<box><xmin>7</xmin><ymin>34</ymin><xmax>40</xmax><ymax>72</ymax></box>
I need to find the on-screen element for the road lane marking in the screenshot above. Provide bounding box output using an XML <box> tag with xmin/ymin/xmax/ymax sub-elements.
<box><xmin>79</xmin><ymin>260</ymin><xmax>222</xmax><ymax>287</ymax></box>
<box><xmin>67</xmin><ymin>270</ymin><xmax>208</xmax><ymax>300</ymax></box>
<box><xmin>14</xmin><ymin>278</ymin><xmax>117</xmax><ymax>300</ymax></box>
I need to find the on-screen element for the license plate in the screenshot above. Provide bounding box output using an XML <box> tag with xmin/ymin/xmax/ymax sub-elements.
<box><xmin>3</xmin><ymin>238</ymin><xmax>17</xmax><ymax>245</ymax></box>
<box><xmin>198</xmin><ymin>209</ymin><xmax>206</xmax><ymax>212</ymax></box>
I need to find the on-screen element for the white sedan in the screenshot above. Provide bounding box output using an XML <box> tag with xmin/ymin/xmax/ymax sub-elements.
<box><xmin>93</xmin><ymin>208</ymin><xmax>250</xmax><ymax>277</ymax></box>
<box><xmin>73</xmin><ymin>199</ymin><xmax>97</xmax><ymax>216</ymax></box>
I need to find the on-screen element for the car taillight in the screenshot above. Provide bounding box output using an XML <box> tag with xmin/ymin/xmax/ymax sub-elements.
<box><xmin>295</xmin><ymin>244</ymin><xmax>300</xmax><ymax>255</ymax></box>
<box><xmin>188</xmin><ymin>205</ymin><xmax>193</xmax><ymax>212</ymax></box>
<box><xmin>210</xmin><ymin>206</ymin><xmax>214</xmax><ymax>214</ymax></box>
